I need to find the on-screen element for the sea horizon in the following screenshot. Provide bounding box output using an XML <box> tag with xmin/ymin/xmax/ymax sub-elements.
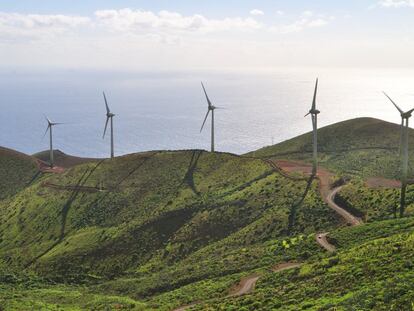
<box><xmin>1</xmin><ymin>66</ymin><xmax>413</xmax><ymax>157</ymax></box>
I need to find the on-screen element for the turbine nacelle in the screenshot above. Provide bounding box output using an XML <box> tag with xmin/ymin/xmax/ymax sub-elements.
<box><xmin>307</xmin><ymin>109</ymin><xmax>320</xmax><ymax>116</ymax></box>
<box><xmin>402</xmin><ymin>110</ymin><xmax>414</xmax><ymax>119</ymax></box>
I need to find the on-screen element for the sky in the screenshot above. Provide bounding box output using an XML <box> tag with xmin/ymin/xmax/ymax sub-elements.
<box><xmin>0</xmin><ymin>0</ymin><xmax>413</xmax><ymax>70</ymax></box>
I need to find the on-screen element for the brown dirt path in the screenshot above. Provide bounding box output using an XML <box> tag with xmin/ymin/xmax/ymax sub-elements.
<box><xmin>42</xmin><ymin>182</ymin><xmax>102</xmax><ymax>193</ymax></box>
<box><xmin>270</xmin><ymin>159</ymin><xmax>362</xmax><ymax>254</ymax></box>
<box><xmin>171</xmin><ymin>263</ymin><xmax>301</xmax><ymax>311</ymax></box>
<box><xmin>316</xmin><ymin>232</ymin><xmax>336</xmax><ymax>252</ymax></box>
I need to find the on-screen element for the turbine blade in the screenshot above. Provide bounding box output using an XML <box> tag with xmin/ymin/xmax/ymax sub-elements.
<box><xmin>383</xmin><ymin>92</ymin><xmax>403</xmax><ymax>114</ymax></box>
<box><xmin>103</xmin><ymin>92</ymin><xmax>110</xmax><ymax>114</ymax></box>
<box><xmin>304</xmin><ymin>112</ymin><xmax>311</xmax><ymax>117</ymax></box>
<box><xmin>311</xmin><ymin>78</ymin><xmax>318</xmax><ymax>110</ymax></box>
<box><xmin>103</xmin><ymin>117</ymin><xmax>109</xmax><ymax>138</ymax></box>
<box><xmin>43</xmin><ymin>125</ymin><xmax>50</xmax><ymax>138</ymax></box>
<box><xmin>200</xmin><ymin>109</ymin><xmax>210</xmax><ymax>132</ymax></box>
<box><xmin>201</xmin><ymin>82</ymin><xmax>213</xmax><ymax>108</ymax></box>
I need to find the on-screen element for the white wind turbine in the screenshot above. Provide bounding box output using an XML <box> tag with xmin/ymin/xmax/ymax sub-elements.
<box><xmin>102</xmin><ymin>92</ymin><xmax>115</xmax><ymax>159</ymax></box>
<box><xmin>384</xmin><ymin>92</ymin><xmax>414</xmax><ymax>217</ymax></box>
<box><xmin>305</xmin><ymin>78</ymin><xmax>320</xmax><ymax>176</ymax></box>
<box><xmin>200</xmin><ymin>82</ymin><xmax>222</xmax><ymax>152</ymax></box>
<box><xmin>43</xmin><ymin>116</ymin><xmax>62</xmax><ymax>168</ymax></box>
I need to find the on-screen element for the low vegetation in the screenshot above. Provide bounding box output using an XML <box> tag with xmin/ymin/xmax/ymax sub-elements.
<box><xmin>1</xmin><ymin>118</ymin><xmax>413</xmax><ymax>310</ymax></box>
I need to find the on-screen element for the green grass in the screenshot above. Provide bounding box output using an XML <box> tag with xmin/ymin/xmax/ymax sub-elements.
<box><xmin>193</xmin><ymin>217</ymin><xmax>414</xmax><ymax>311</ymax></box>
<box><xmin>0</xmin><ymin>147</ymin><xmax>38</xmax><ymax>200</ymax></box>
<box><xmin>336</xmin><ymin>179</ymin><xmax>414</xmax><ymax>221</ymax></box>
<box><xmin>1</xmin><ymin>117</ymin><xmax>414</xmax><ymax>310</ymax></box>
<box><xmin>250</xmin><ymin>117</ymin><xmax>413</xmax><ymax>179</ymax></box>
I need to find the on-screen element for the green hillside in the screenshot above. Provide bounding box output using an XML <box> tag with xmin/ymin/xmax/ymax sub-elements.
<box><xmin>0</xmin><ymin>147</ymin><xmax>39</xmax><ymax>200</ymax></box>
<box><xmin>251</xmin><ymin>117</ymin><xmax>407</xmax><ymax>179</ymax></box>
<box><xmin>33</xmin><ymin>149</ymin><xmax>99</xmax><ymax>168</ymax></box>
<box><xmin>1</xmin><ymin>117</ymin><xmax>414</xmax><ymax>310</ymax></box>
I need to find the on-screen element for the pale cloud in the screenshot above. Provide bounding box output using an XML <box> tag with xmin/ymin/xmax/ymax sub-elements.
<box><xmin>0</xmin><ymin>12</ymin><xmax>91</xmax><ymax>41</ymax></box>
<box><xmin>0</xmin><ymin>9</ymin><xmax>333</xmax><ymax>42</ymax></box>
<box><xmin>271</xmin><ymin>14</ymin><xmax>331</xmax><ymax>34</ymax></box>
<box><xmin>379</xmin><ymin>0</ymin><xmax>414</xmax><ymax>7</ymax></box>
<box><xmin>0</xmin><ymin>9</ymin><xmax>338</xmax><ymax>70</ymax></box>
<box><xmin>307</xmin><ymin>18</ymin><xmax>329</xmax><ymax>27</ymax></box>
<box><xmin>95</xmin><ymin>9</ymin><xmax>263</xmax><ymax>34</ymax></box>
<box><xmin>250</xmin><ymin>9</ymin><xmax>264</xmax><ymax>16</ymax></box>
<box><xmin>275</xmin><ymin>10</ymin><xmax>285</xmax><ymax>16</ymax></box>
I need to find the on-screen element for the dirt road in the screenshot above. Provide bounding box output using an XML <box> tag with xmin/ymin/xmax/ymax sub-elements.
<box><xmin>316</xmin><ymin>232</ymin><xmax>336</xmax><ymax>252</ymax></box>
<box><xmin>325</xmin><ymin>186</ymin><xmax>362</xmax><ymax>226</ymax></box>
<box><xmin>172</xmin><ymin>263</ymin><xmax>301</xmax><ymax>311</ymax></box>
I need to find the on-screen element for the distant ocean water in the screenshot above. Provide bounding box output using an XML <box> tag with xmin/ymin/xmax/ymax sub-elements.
<box><xmin>0</xmin><ymin>67</ymin><xmax>413</xmax><ymax>158</ymax></box>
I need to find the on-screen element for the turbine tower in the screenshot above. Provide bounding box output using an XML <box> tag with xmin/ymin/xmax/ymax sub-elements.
<box><xmin>384</xmin><ymin>92</ymin><xmax>414</xmax><ymax>217</ymax></box>
<box><xmin>43</xmin><ymin>116</ymin><xmax>62</xmax><ymax>168</ymax></box>
<box><xmin>305</xmin><ymin>78</ymin><xmax>320</xmax><ymax>176</ymax></box>
<box><xmin>200</xmin><ymin>82</ymin><xmax>221</xmax><ymax>152</ymax></box>
<box><xmin>102</xmin><ymin>92</ymin><xmax>115</xmax><ymax>159</ymax></box>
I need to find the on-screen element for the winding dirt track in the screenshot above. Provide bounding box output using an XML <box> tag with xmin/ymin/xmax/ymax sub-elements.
<box><xmin>172</xmin><ymin>160</ymin><xmax>363</xmax><ymax>310</ymax></box>
<box><xmin>316</xmin><ymin>232</ymin><xmax>336</xmax><ymax>252</ymax></box>
<box><xmin>172</xmin><ymin>263</ymin><xmax>301</xmax><ymax>311</ymax></box>
<box><xmin>272</xmin><ymin>159</ymin><xmax>363</xmax><ymax>252</ymax></box>
<box><xmin>325</xmin><ymin>186</ymin><xmax>362</xmax><ymax>226</ymax></box>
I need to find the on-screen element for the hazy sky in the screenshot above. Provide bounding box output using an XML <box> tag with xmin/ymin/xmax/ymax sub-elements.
<box><xmin>0</xmin><ymin>0</ymin><xmax>413</xmax><ymax>70</ymax></box>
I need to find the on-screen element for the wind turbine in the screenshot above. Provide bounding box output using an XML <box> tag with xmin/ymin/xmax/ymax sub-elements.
<box><xmin>305</xmin><ymin>78</ymin><xmax>320</xmax><ymax>176</ymax></box>
<box><xmin>384</xmin><ymin>92</ymin><xmax>414</xmax><ymax>217</ymax></box>
<box><xmin>200</xmin><ymin>82</ymin><xmax>222</xmax><ymax>152</ymax></box>
<box><xmin>43</xmin><ymin>116</ymin><xmax>62</xmax><ymax>168</ymax></box>
<box><xmin>102</xmin><ymin>92</ymin><xmax>115</xmax><ymax>159</ymax></box>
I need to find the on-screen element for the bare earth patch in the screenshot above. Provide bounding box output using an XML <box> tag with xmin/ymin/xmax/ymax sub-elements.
<box><xmin>366</xmin><ymin>177</ymin><xmax>401</xmax><ymax>189</ymax></box>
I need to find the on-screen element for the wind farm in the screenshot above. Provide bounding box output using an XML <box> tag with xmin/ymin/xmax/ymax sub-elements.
<box><xmin>1</xmin><ymin>1</ymin><xmax>414</xmax><ymax>310</ymax></box>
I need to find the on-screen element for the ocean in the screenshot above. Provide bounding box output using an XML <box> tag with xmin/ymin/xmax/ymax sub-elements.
<box><xmin>1</xmin><ymin>67</ymin><xmax>413</xmax><ymax>158</ymax></box>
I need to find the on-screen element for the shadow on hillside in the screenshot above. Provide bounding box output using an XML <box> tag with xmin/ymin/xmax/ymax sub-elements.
<box><xmin>287</xmin><ymin>174</ymin><xmax>315</xmax><ymax>235</ymax></box>
<box><xmin>180</xmin><ymin>150</ymin><xmax>203</xmax><ymax>195</ymax></box>
<box><xmin>24</xmin><ymin>160</ymin><xmax>105</xmax><ymax>268</ymax></box>
<box><xmin>89</xmin><ymin>152</ymin><xmax>159</xmax><ymax>210</ymax></box>
<box><xmin>111</xmin><ymin>152</ymin><xmax>159</xmax><ymax>191</ymax></box>
<box><xmin>27</xmin><ymin>170</ymin><xmax>43</xmax><ymax>186</ymax></box>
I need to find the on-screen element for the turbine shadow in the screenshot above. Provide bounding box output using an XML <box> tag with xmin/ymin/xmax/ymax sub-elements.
<box><xmin>179</xmin><ymin>150</ymin><xmax>203</xmax><ymax>196</ymax></box>
<box><xmin>287</xmin><ymin>174</ymin><xmax>316</xmax><ymax>235</ymax></box>
<box><xmin>27</xmin><ymin>170</ymin><xmax>43</xmax><ymax>186</ymax></box>
<box><xmin>25</xmin><ymin>160</ymin><xmax>105</xmax><ymax>268</ymax></box>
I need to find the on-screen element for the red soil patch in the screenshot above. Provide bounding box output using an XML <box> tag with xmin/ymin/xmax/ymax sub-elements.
<box><xmin>37</xmin><ymin>159</ymin><xmax>65</xmax><ymax>174</ymax></box>
<box><xmin>274</xmin><ymin>160</ymin><xmax>334</xmax><ymax>197</ymax></box>
<box><xmin>366</xmin><ymin>177</ymin><xmax>401</xmax><ymax>189</ymax></box>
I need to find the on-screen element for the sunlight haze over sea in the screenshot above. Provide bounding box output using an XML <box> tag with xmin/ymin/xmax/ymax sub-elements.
<box><xmin>1</xmin><ymin>67</ymin><xmax>413</xmax><ymax>158</ymax></box>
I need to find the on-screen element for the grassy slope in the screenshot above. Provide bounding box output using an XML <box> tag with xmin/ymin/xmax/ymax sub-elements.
<box><xmin>194</xmin><ymin>217</ymin><xmax>414</xmax><ymax>311</ymax></box>
<box><xmin>1</xmin><ymin>117</ymin><xmax>414</xmax><ymax>310</ymax></box>
<box><xmin>0</xmin><ymin>149</ymin><xmax>339</xmax><ymax>309</ymax></box>
<box><xmin>250</xmin><ymin>117</ymin><xmax>410</xmax><ymax>179</ymax></box>
<box><xmin>251</xmin><ymin>117</ymin><xmax>414</xmax><ymax>221</ymax></box>
<box><xmin>33</xmin><ymin>149</ymin><xmax>99</xmax><ymax>168</ymax></box>
<box><xmin>0</xmin><ymin>147</ymin><xmax>38</xmax><ymax>200</ymax></box>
